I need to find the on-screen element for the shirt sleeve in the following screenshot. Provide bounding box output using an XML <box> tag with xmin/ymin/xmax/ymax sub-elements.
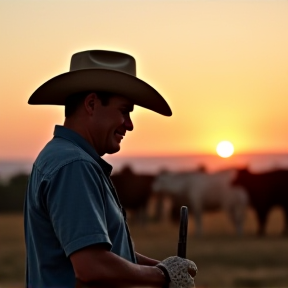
<box><xmin>43</xmin><ymin>160</ymin><xmax>112</xmax><ymax>257</ymax></box>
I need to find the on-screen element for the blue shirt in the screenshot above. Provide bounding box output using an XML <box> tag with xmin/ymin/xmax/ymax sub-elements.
<box><xmin>24</xmin><ymin>125</ymin><xmax>136</xmax><ymax>288</ymax></box>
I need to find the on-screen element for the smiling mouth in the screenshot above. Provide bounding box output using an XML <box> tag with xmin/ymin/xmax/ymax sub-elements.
<box><xmin>115</xmin><ymin>131</ymin><xmax>125</xmax><ymax>140</ymax></box>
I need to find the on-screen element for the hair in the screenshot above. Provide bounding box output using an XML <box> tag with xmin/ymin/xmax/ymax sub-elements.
<box><xmin>65</xmin><ymin>91</ymin><xmax>113</xmax><ymax>118</ymax></box>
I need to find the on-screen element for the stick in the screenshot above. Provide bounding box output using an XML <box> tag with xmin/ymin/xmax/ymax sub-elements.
<box><xmin>177</xmin><ymin>206</ymin><xmax>188</xmax><ymax>258</ymax></box>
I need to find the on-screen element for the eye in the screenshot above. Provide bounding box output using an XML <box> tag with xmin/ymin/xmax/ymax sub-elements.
<box><xmin>119</xmin><ymin>104</ymin><xmax>133</xmax><ymax>115</ymax></box>
<box><xmin>120</xmin><ymin>109</ymin><xmax>130</xmax><ymax>115</ymax></box>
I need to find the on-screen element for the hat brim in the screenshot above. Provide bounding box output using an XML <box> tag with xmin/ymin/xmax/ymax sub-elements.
<box><xmin>28</xmin><ymin>69</ymin><xmax>172</xmax><ymax>116</ymax></box>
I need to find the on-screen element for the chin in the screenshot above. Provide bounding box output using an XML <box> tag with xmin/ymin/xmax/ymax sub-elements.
<box><xmin>106</xmin><ymin>145</ymin><xmax>121</xmax><ymax>155</ymax></box>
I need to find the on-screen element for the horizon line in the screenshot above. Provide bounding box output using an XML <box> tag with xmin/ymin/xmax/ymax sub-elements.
<box><xmin>2</xmin><ymin>151</ymin><xmax>288</xmax><ymax>162</ymax></box>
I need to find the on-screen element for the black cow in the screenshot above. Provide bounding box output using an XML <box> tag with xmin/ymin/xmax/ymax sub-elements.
<box><xmin>232</xmin><ymin>168</ymin><xmax>288</xmax><ymax>236</ymax></box>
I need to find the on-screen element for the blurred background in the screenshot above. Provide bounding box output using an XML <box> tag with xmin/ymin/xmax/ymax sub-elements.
<box><xmin>0</xmin><ymin>0</ymin><xmax>288</xmax><ymax>287</ymax></box>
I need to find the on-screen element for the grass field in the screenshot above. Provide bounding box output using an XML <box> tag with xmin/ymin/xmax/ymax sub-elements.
<box><xmin>0</xmin><ymin>207</ymin><xmax>287</xmax><ymax>288</ymax></box>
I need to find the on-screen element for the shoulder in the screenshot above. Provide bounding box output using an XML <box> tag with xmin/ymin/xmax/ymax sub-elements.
<box><xmin>33</xmin><ymin>137</ymin><xmax>102</xmax><ymax>178</ymax></box>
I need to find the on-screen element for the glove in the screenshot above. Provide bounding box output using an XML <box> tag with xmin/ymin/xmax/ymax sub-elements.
<box><xmin>156</xmin><ymin>256</ymin><xmax>197</xmax><ymax>288</ymax></box>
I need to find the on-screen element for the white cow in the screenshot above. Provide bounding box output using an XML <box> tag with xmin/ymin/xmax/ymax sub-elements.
<box><xmin>152</xmin><ymin>169</ymin><xmax>248</xmax><ymax>235</ymax></box>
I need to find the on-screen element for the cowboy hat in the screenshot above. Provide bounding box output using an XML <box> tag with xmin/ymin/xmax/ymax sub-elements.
<box><xmin>28</xmin><ymin>50</ymin><xmax>172</xmax><ymax>116</ymax></box>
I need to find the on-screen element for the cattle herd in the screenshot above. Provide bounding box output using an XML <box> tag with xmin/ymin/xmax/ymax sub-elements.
<box><xmin>111</xmin><ymin>166</ymin><xmax>288</xmax><ymax>236</ymax></box>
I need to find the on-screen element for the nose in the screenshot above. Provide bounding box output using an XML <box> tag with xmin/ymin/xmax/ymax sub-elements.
<box><xmin>124</xmin><ymin>114</ymin><xmax>134</xmax><ymax>131</ymax></box>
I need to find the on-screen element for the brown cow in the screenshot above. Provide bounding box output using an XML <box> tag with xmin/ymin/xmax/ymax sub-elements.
<box><xmin>111</xmin><ymin>166</ymin><xmax>155</xmax><ymax>223</ymax></box>
<box><xmin>232</xmin><ymin>168</ymin><xmax>288</xmax><ymax>236</ymax></box>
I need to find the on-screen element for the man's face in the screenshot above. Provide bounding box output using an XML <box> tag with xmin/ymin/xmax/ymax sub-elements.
<box><xmin>91</xmin><ymin>94</ymin><xmax>134</xmax><ymax>156</ymax></box>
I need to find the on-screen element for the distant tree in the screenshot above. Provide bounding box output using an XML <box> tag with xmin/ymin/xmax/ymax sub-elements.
<box><xmin>0</xmin><ymin>173</ymin><xmax>29</xmax><ymax>213</ymax></box>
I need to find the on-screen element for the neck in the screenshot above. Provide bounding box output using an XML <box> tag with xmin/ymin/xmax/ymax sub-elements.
<box><xmin>64</xmin><ymin>117</ymin><xmax>103</xmax><ymax>155</ymax></box>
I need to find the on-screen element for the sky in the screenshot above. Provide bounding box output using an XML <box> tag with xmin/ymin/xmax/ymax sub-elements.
<box><xmin>0</xmin><ymin>0</ymin><xmax>288</xmax><ymax>161</ymax></box>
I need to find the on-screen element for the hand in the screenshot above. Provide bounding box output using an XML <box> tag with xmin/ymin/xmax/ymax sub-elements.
<box><xmin>156</xmin><ymin>256</ymin><xmax>197</xmax><ymax>288</ymax></box>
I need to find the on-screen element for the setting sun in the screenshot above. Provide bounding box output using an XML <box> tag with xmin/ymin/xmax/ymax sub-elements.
<box><xmin>216</xmin><ymin>141</ymin><xmax>234</xmax><ymax>158</ymax></box>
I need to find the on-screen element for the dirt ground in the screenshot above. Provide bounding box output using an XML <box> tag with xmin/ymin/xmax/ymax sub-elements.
<box><xmin>0</xmin><ymin>207</ymin><xmax>287</xmax><ymax>288</ymax></box>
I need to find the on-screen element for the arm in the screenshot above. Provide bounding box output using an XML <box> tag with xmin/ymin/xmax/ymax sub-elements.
<box><xmin>135</xmin><ymin>252</ymin><xmax>160</xmax><ymax>266</ymax></box>
<box><xmin>71</xmin><ymin>244</ymin><xmax>166</xmax><ymax>287</ymax></box>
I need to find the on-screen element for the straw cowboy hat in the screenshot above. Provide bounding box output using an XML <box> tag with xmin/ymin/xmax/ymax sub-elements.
<box><xmin>28</xmin><ymin>50</ymin><xmax>172</xmax><ymax>116</ymax></box>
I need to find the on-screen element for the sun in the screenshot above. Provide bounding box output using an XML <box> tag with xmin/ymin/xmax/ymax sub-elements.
<box><xmin>216</xmin><ymin>141</ymin><xmax>234</xmax><ymax>158</ymax></box>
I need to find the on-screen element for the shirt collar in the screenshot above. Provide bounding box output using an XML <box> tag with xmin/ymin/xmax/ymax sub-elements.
<box><xmin>53</xmin><ymin>125</ymin><xmax>113</xmax><ymax>176</ymax></box>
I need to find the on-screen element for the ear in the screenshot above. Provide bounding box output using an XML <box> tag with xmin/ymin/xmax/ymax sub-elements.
<box><xmin>83</xmin><ymin>93</ymin><xmax>97</xmax><ymax>115</ymax></box>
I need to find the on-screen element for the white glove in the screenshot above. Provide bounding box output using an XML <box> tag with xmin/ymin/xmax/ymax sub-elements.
<box><xmin>156</xmin><ymin>256</ymin><xmax>197</xmax><ymax>288</ymax></box>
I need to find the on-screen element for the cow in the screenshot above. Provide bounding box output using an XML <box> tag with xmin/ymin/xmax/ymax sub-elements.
<box><xmin>232</xmin><ymin>168</ymin><xmax>288</xmax><ymax>236</ymax></box>
<box><xmin>152</xmin><ymin>169</ymin><xmax>248</xmax><ymax>236</ymax></box>
<box><xmin>110</xmin><ymin>166</ymin><xmax>155</xmax><ymax>224</ymax></box>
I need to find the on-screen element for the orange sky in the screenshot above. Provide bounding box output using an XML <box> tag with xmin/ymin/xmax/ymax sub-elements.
<box><xmin>0</xmin><ymin>0</ymin><xmax>288</xmax><ymax>161</ymax></box>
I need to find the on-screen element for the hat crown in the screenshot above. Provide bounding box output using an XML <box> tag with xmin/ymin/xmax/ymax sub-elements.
<box><xmin>70</xmin><ymin>50</ymin><xmax>136</xmax><ymax>76</ymax></box>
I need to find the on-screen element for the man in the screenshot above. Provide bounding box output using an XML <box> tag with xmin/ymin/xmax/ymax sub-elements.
<box><xmin>25</xmin><ymin>50</ymin><xmax>197</xmax><ymax>287</ymax></box>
